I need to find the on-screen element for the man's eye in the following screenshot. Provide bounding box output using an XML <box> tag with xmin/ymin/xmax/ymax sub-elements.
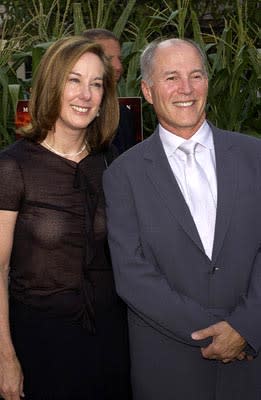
<box><xmin>167</xmin><ymin>76</ymin><xmax>178</xmax><ymax>81</ymax></box>
<box><xmin>192</xmin><ymin>74</ymin><xmax>203</xmax><ymax>79</ymax></box>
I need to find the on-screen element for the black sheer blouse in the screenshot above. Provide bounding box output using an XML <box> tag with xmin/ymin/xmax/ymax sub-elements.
<box><xmin>0</xmin><ymin>139</ymin><xmax>118</xmax><ymax>333</ymax></box>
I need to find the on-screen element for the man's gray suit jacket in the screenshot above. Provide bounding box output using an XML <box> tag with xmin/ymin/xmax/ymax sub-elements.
<box><xmin>103</xmin><ymin>122</ymin><xmax>261</xmax><ymax>400</ymax></box>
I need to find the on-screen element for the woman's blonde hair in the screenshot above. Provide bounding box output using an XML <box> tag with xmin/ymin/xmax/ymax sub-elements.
<box><xmin>26</xmin><ymin>35</ymin><xmax>119</xmax><ymax>151</ymax></box>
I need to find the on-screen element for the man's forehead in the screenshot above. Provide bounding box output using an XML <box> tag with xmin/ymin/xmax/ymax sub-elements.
<box><xmin>152</xmin><ymin>43</ymin><xmax>202</xmax><ymax>71</ymax></box>
<box><xmin>156</xmin><ymin>41</ymin><xmax>195</xmax><ymax>57</ymax></box>
<box><xmin>96</xmin><ymin>38</ymin><xmax>119</xmax><ymax>47</ymax></box>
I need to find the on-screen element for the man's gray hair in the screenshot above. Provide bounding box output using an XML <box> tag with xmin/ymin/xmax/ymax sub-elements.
<box><xmin>140</xmin><ymin>38</ymin><xmax>208</xmax><ymax>86</ymax></box>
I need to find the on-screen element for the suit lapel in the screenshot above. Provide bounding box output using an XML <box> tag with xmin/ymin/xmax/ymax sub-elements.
<box><xmin>211</xmin><ymin>125</ymin><xmax>238</xmax><ymax>263</ymax></box>
<box><xmin>143</xmin><ymin>125</ymin><xmax>238</xmax><ymax>262</ymax></box>
<box><xmin>144</xmin><ymin>129</ymin><xmax>204</xmax><ymax>252</ymax></box>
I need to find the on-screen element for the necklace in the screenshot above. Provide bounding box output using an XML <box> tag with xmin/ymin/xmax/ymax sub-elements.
<box><xmin>43</xmin><ymin>140</ymin><xmax>87</xmax><ymax>158</ymax></box>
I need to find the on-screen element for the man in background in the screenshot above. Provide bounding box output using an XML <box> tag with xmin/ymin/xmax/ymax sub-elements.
<box><xmin>82</xmin><ymin>28</ymin><xmax>137</xmax><ymax>153</ymax></box>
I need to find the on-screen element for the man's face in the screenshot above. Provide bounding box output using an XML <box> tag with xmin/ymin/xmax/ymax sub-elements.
<box><xmin>96</xmin><ymin>38</ymin><xmax>123</xmax><ymax>82</ymax></box>
<box><xmin>141</xmin><ymin>42</ymin><xmax>208</xmax><ymax>139</ymax></box>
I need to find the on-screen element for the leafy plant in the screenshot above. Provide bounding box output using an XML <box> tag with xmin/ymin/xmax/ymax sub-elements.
<box><xmin>0</xmin><ymin>16</ymin><xmax>32</xmax><ymax>147</ymax></box>
<box><xmin>0</xmin><ymin>0</ymin><xmax>75</xmax><ymax>148</ymax></box>
<box><xmin>204</xmin><ymin>0</ymin><xmax>260</xmax><ymax>135</ymax></box>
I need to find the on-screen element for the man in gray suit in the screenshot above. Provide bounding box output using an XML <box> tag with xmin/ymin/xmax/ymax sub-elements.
<box><xmin>103</xmin><ymin>38</ymin><xmax>261</xmax><ymax>399</ymax></box>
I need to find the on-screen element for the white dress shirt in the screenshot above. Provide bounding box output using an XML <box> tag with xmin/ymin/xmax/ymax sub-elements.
<box><xmin>159</xmin><ymin>120</ymin><xmax>217</xmax><ymax>208</ymax></box>
<box><xmin>159</xmin><ymin>121</ymin><xmax>217</xmax><ymax>258</ymax></box>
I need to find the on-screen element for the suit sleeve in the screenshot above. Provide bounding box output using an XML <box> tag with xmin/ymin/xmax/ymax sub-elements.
<box><xmin>227</xmin><ymin>247</ymin><xmax>261</xmax><ymax>353</ymax></box>
<box><xmin>103</xmin><ymin>162</ymin><xmax>221</xmax><ymax>347</ymax></box>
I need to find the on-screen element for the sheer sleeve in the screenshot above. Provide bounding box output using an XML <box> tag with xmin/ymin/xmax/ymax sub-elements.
<box><xmin>0</xmin><ymin>153</ymin><xmax>24</xmax><ymax>211</ymax></box>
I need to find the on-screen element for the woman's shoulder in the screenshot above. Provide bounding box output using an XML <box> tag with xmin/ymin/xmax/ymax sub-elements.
<box><xmin>0</xmin><ymin>138</ymin><xmax>31</xmax><ymax>159</ymax></box>
<box><xmin>0</xmin><ymin>138</ymin><xmax>45</xmax><ymax>166</ymax></box>
<box><xmin>0</xmin><ymin>140</ymin><xmax>26</xmax><ymax>205</ymax></box>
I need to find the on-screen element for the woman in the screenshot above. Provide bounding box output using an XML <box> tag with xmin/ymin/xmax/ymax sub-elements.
<box><xmin>0</xmin><ymin>36</ymin><xmax>131</xmax><ymax>400</ymax></box>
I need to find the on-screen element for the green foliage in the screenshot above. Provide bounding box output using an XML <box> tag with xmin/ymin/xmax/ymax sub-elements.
<box><xmin>0</xmin><ymin>0</ymin><xmax>75</xmax><ymax>147</ymax></box>
<box><xmin>0</xmin><ymin>0</ymin><xmax>260</xmax><ymax>148</ymax></box>
<box><xmin>0</xmin><ymin>67</ymin><xmax>21</xmax><ymax>148</ymax></box>
<box><xmin>204</xmin><ymin>1</ymin><xmax>260</xmax><ymax>136</ymax></box>
<box><xmin>73</xmin><ymin>3</ymin><xmax>86</xmax><ymax>35</ymax></box>
<box><xmin>3</xmin><ymin>0</ymin><xmax>73</xmax><ymax>41</ymax></box>
<box><xmin>113</xmin><ymin>0</ymin><xmax>136</xmax><ymax>38</ymax></box>
<box><xmin>78</xmin><ymin>0</ymin><xmax>114</xmax><ymax>30</ymax></box>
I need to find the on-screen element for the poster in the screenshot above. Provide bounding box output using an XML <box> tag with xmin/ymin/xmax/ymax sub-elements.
<box><xmin>118</xmin><ymin>97</ymin><xmax>143</xmax><ymax>143</ymax></box>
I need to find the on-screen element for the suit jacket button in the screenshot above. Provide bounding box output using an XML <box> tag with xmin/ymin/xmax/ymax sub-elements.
<box><xmin>209</xmin><ymin>266</ymin><xmax>220</xmax><ymax>274</ymax></box>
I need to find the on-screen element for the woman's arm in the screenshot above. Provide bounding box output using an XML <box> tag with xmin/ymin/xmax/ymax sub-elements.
<box><xmin>0</xmin><ymin>210</ymin><xmax>24</xmax><ymax>400</ymax></box>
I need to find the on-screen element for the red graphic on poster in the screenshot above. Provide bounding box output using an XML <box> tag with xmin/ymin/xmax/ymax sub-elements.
<box><xmin>15</xmin><ymin>100</ymin><xmax>31</xmax><ymax>139</ymax></box>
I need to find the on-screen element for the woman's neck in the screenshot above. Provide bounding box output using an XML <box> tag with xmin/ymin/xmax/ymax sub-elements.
<box><xmin>41</xmin><ymin>132</ymin><xmax>89</xmax><ymax>162</ymax></box>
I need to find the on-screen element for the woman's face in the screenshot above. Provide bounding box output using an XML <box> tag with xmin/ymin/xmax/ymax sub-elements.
<box><xmin>56</xmin><ymin>52</ymin><xmax>104</xmax><ymax>135</ymax></box>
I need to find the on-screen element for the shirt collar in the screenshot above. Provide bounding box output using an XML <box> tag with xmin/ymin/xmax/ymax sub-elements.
<box><xmin>159</xmin><ymin>120</ymin><xmax>214</xmax><ymax>157</ymax></box>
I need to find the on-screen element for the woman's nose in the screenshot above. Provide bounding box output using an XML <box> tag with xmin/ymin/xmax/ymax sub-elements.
<box><xmin>79</xmin><ymin>84</ymin><xmax>92</xmax><ymax>99</ymax></box>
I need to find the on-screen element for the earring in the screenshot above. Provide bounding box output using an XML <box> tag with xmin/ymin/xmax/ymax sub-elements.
<box><xmin>96</xmin><ymin>109</ymin><xmax>100</xmax><ymax>117</ymax></box>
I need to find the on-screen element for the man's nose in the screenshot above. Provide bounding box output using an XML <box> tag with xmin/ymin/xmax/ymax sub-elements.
<box><xmin>178</xmin><ymin>77</ymin><xmax>193</xmax><ymax>94</ymax></box>
<box><xmin>112</xmin><ymin>57</ymin><xmax>123</xmax><ymax>75</ymax></box>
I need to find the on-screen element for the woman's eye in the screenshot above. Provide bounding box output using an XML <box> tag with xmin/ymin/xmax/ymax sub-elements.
<box><xmin>90</xmin><ymin>82</ymin><xmax>103</xmax><ymax>88</ymax></box>
<box><xmin>68</xmin><ymin>78</ymin><xmax>80</xmax><ymax>83</ymax></box>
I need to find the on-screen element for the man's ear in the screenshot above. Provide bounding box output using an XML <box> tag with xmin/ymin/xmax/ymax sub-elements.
<box><xmin>141</xmin><ymin>80</ymin><xmax>153</xmax><ymax>105</ymax></box>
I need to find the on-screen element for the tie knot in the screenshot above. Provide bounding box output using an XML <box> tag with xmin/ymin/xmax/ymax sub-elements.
<box><xmin>179</xmin><ymin>140</ymin><xmax>197</xmax><ymax>156</ymax></box>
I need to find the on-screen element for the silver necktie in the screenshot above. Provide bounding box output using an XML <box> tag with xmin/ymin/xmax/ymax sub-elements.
<box><xmin>179</xmin><ymin>141</ymin><xmax>216</xmax><ymax>259</ymax></box>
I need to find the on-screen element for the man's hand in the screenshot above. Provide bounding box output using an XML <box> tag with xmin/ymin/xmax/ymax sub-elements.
<box><xmin>191</xmin><ymin>321</ymin><xmax>246</xmax><ymax>363</ymax></box>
